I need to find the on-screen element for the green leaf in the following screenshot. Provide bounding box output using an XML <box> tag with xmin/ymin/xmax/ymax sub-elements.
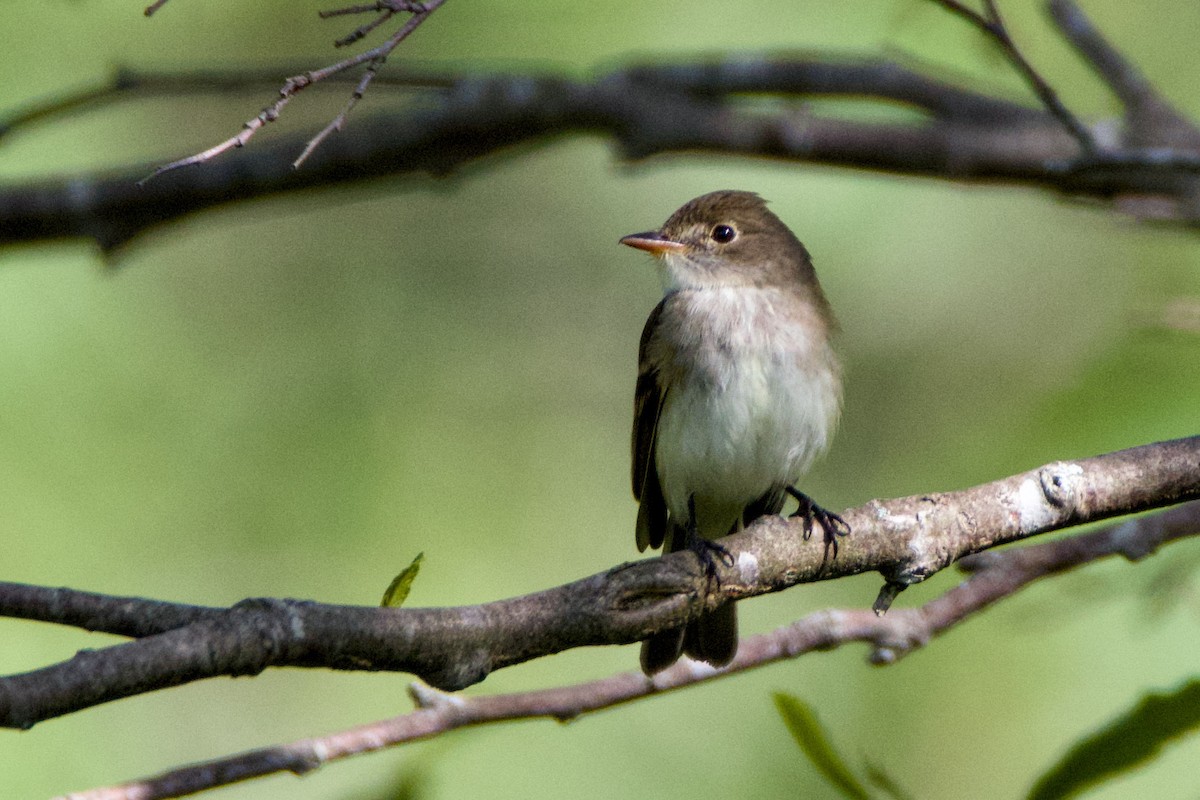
<box><xmin>864</xmin><ymin>758</ymin><xmax>915</xmax><ymax>800</ymax></box>
<box><xmin>381</xmin><ymin>552</ymin><xmax>425</xmax><ymax>608</ymax></box>
<box><xmin>773</xmin><ymin>693</ymin><xmax>872</xmax><ymax>800</ymax></box>
<box><xmin>1141</xmin><ymin>549</ymin><xmax>1200</xmax><ymax>621</ymax></box>
<box><xmin>1028</xmin><ymin>679</ymin><xmax>1200</xmax><ymax>800</ymax></box>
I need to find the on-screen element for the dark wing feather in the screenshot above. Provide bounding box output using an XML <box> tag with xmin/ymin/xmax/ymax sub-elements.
<box><xmin>632</xmin><ymin>299</ymin><xmax>669</xmax><ymax>551</ymax></box>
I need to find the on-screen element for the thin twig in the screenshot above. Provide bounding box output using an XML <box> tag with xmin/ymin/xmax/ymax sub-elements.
<box><xmin>1047</xmin><ymin>0</ymin><xmax>1153</xmax><ymax>109</ymax></box>
<box><xmin>927</xmin><ymin>0</ymin><xmax>1096</xmax><ymax>150</ymax></box>
<box><xmin>320</xmin><ymin>1</ymin><xmax>429</xmax><ymax>18</ymax></box>
<box><xmin>323</xmin><ymin>1</ymin><xmax>429</xmax><ymax>48</ymax></box>
<box><xmin>0</xmin><ymin>66</ymin><xmax>453</xmax><ymax>142</ymax></box>
<box><xmin>334</xmin><ymin>10</ymin><xmax>396</xmax><ymax>48</ymax></box>
<box><xmin>9</xmin><ymin>5</ymin><xmax>1200</xmax><ymax>246</ymax></box>
<box><xmin>57</xmin><ymin>502</ymin><xmax>1200</xmax><ymax>800</ymax></box>
<box><xmin>1158</xmin><ymin>297</ymin><xmax>1200</xmax><ymax>334</ymax></box>
<box><xmin>143</xmin><ymin>0</ymin><xmax>445</xmax><ymax>179</ymax></box>
<box><xmin>292</xmin><ymin>57</ymin><xmax>383</xmax><ymax>167</ymax></box>
<box><xmin>1047</xmin><ymin>0</ymin><xmax>1200</xmax><ymax>158</ymax></box>
<box><xmin>139</xmin><ymin>76</ymin><xmax>304</xmax><ymax>183</ymax></box>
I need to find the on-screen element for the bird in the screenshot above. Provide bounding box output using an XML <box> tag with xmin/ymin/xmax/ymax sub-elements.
<box><xmin>621</xmin><ymin>190</ymin><xmax>846</xmax><ymax>675</ymax></box>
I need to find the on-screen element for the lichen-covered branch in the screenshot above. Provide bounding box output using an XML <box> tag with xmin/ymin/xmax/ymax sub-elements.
<box><xmin>2</xmin><ymin>435</ymin><xmax>1196</xmax><ymax>732</ymax></box>
<box><xmin>57</xmin><ymin>501</ymin><xmax>1200</xmax><ymax>800</ymax></box>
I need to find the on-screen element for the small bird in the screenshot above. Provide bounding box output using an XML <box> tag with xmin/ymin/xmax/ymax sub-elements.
<box><xmin>621</xmin><ymin>190</ymin><xmax>846</xmax><ymax>675</ymax></box>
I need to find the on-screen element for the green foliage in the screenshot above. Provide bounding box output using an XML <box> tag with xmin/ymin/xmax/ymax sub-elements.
<box><xmin>774</xmin><ymin>693</ymin><xmax>874</xmax><ymax>800</ymax></box>
<box><xmin>1028</xmin><ymin>680</ymin><xmax>1200</xmax><ymax>800</ymax></box>
<box><xmin>775</xmin><ymin>693</ymin><xmax>919</xmax><ymax>800</ymax></box>
<box><xmin>341</xmin><ymin>760</ymin><xmax>433</xmax><ymax>800</ymax></box>
<box><xmin>863</xmin><ymin>759</ymin><xmax>917</xmax><ymax>800</ymax></box>
<box><xmin>1141</xmin><ymin>548</ymin><xmax>1200</xmax><ymax>620</ymax></box>
<box><xmin>381</xmin><ymin>552</ymin><xmax>425</xmax><ymax>608</ymax></box>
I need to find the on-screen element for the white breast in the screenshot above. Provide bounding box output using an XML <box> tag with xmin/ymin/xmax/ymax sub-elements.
<box><xmin>654</xmin><ymin>287</ymin><xmax>841</xmax><ymax>538</ymax></box>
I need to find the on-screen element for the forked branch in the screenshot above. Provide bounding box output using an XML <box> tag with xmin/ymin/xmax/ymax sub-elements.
<box><xmin>142</xmin><ymin>0</ymin><xmax>446</xmax><ymax>179</ymax></box>
<box><xmin>54</xmin><ymin>500</ymin><xmax>1200</xmax><ymax>800</ymax></box>
<box><xmin>5</xmin><ymin>1</ymin><xmax>1200</xmax><ymax>251</ymax></box>
<box><xmin>931</xmin><ymin>0</ymin><xmax>1095</xmax><ymax>148</ymax></box>
<box><xmin>3</xmin><ymin>435</ymin><xmax>1197</xmax><ymax>733</ymax></box>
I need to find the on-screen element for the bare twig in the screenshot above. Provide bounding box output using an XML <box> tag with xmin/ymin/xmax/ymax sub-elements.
<box><xmin>146</xmin><ymin>0</ymin><xmax>1092</xmax><ymax>177</ymax></box>
<box><xmin>6</xmin><ymin>4</ymin><xmax>1200</xmax><ymax>248</ymax></box>
<box><xmin>619</xmin><ymin>56</ymin><xmax>1044</xmax><ymax>123</ymax></box>
<box><xmin>1047</xmin><ymin>0</ymin><xmax>1153</xmax><ymax>109</ymax></box>
<box><xmin>8</xmin><ymin>2</ymin><xmax>1200</xmax><ymax>251</ymax></box>
<box><xmin>2</xmin><ymin>436</ymin><xmax>1197</xmax><ymax>730</ymax></box>
<box><xmin>57</xmin><ymin>502</ymin><xmax>1200</xmax><ymax>800</ymax></box>
<box><xmin>321</xmin><ymin>0</ymin><xmax>429</xmax><ymax>17</ymax></box>
<box><xmin>142</xmin><ymin>0</ymin><xmax>445</xmax><ymax>180</ymax></box>
<box><xmin>0</xmin><ymin>66</ymin><xmax>453</xmax><ymax>143</ymax></box>
<box><xmin>927</xmin><ymin>0</ymin><xmax>1096</xmax><ymax>149</ymax></box>
<box><xmin>293</xmin><ymin>56</ymin><xmax>385</xmax><ymax>167</ymax></box>
<box><xmin>322</xmin><ymin>1</ymin><xmax>415</xmax><ymax>48</ymax></box>
<box><xmin>1048</xmin><ymin>0</ymin><xmax>1200</xmax><ymax>157</ymax></box>
<box><xmin>0</xmin><ymin>585</ymin><xmax>218</xmax><ymax>638</ymax></box>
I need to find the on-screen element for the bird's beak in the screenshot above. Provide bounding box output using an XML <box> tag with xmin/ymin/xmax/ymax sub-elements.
<box><xmin>620</xmin><ymin>231</ymin><xmax>686</xmax><ymax>255</ymax></box>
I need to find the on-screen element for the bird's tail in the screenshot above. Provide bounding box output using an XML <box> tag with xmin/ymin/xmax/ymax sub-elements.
<box><xmin>683</xmin><ymin>601</ymin><xmax>737</xmax><ymax>666</ymax></box>
<box><xmin>639</xmin><ymin>601</ymin><xmax>737</xmax><ymax>674</ymax></box>
<box><xmin>640</xmin><ymin>626</ymin><xmax>686</xmax><ymax>675</ymax></box>
<box><xmin>640</xmin><ymin>520</ymin><xmax>739</xmax><ymax>674</ymax></box>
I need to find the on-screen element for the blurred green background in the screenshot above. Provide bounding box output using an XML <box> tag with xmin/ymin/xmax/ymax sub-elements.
<box><xmin>1</xmin><ymin>1</ymin><xmax>1198</xmax><ymax>798</ymax></box>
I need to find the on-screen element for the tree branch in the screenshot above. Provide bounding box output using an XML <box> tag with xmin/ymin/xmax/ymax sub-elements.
<box><xmin>0</xmin><ymin>65</ymin><xmax>453</xmax><ymax>137</ymax></box>
<box><xmin>3</xmin><ymin>435</ymin><xmax>1197</xmax><ymax>731</ymax></box>
<box><xmin>5</xmin><ymin>2</ymin><xmax>1200</xmax><ymax>251</ymax></box>
<box><xmin>930</xmin><ymin>0</ymin><xmax>1095</xmax><ymax>148</ymax></box>
<box><xmin>57</xmin><ymin>501</ymin><xmax>1200</xmax><ymax>800</ymax></box>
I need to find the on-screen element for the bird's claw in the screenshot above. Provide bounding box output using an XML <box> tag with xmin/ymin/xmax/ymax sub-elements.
<box><xmin>690</xmin><ymin>535</ymin><xmax>735</xmax><ymax>576</ymax></box>
<box><xmin>786</xmin><ymin>487</ymin><xmax>850</xmax><ymax>557</ymax></box>
<box><xmin>684</xmin><ymin>493</ymin><xmax>734</xmax><ymax>586</ymax></box>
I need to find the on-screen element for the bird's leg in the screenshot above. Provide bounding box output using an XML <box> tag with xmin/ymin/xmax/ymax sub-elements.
<box><xmin>684</xmin><ymin>494</ymin><xmax>734</xmax><ymax>583</ymax></box>
<box><xmin>786</xmin><ymin>487</ymin><xmax>850</xmax><ymax>557</ymax></box>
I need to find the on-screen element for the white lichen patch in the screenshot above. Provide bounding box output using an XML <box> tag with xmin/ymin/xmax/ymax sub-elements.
<box><xmin>1040</xmin><ymin>462</ymin><xmax>1084</xmax><ymax>507</ymax></box>
<box><xmin>736</xmin><ymin>550</ymin><xmax>760</xmax><ymax>583</ymax></box>
<box><xmin>1016</xmin><ymin>476</ymin><xmax>1057</xmax><ymax>532</ymax></box>
<box><xmin>906</xmin><ymin>509</ymin><xmax>933</xmax><ymax>571</ymax></box>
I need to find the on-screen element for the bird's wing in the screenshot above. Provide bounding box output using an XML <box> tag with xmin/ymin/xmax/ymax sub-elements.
<box><xmin>632</xmin><ymin>298</ymin><xmax>669</xmax><ymax>551</ymax></box>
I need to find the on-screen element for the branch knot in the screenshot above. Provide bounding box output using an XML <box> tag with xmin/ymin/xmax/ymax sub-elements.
<box><xmin>1038</xmin><ymin>461</ymin><xmax>1084</xmax><ymax>509</ymax></box>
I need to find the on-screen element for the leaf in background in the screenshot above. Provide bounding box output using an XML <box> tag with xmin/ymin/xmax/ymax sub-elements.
<box><xmin>773</xmin><ymin>692</ymin><xmax>872</xmax><ymax>800</ymax></box>
<box><xmin>1028</xmin><ymin>679</ymin><xmax>1200</xmax><ymax>800</ymax></box>
<box><xmin>1140</xmin><ymin>548</ymin><xmax>1200</xmax><ymax>621</ymax></box>
<box><xmin>381</xmin><ymin>552</ymin><xmax>425</xmax><ymax>608</ymax></box>
<box><xmin>864</xmin><ymin>758</ymin><xmax>915</xmax><ymax>800</ymax></box>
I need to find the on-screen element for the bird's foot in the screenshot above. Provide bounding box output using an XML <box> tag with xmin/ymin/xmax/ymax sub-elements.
<box><xmin>786</xmin><ymin>487</ymin><xmax>850</xmax><ymax>558</ymax></box>
<box><xmin>684</xmin><ymin>494</ymin><xmax>734</xmax><ymax>584</ymax></box>
<box><xmin>687</xmin><ymin>534</ymin><xmax>735</xmax><ymax>581</ymax></box>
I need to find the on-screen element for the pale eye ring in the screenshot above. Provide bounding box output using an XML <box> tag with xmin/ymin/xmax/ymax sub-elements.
<box><xmin>710</xmin><ymin>224</ymin><xmax>736</xmax><ymax>243</ymax></box>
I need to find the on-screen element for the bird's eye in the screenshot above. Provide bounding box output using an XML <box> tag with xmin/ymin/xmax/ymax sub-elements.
<box><xmin>710</xmin><ymin>224</ymin><xmax>736</xmax><ymax>243</ymax></box>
